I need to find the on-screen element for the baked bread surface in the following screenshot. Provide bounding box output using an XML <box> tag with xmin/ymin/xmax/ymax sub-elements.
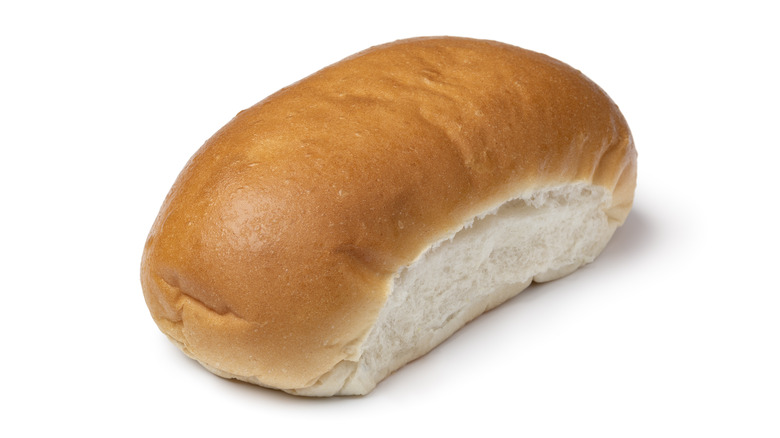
<box><xmin>141</xmin><ymin>36</ymin><xmax>636</xmax><ymax>394</ymax></box>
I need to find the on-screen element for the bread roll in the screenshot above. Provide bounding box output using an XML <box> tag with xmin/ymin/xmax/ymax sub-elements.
<box><xmin>141</xmin><ymin>36</ymin><xmax>636</xmax><ymax>396</ymax></box>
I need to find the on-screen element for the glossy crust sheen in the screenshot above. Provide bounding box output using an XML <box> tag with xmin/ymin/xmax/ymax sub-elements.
<box><xmin>141</xmin><ymin>36</ymin><xmax>636</xmax><ymax>391</ymax></box>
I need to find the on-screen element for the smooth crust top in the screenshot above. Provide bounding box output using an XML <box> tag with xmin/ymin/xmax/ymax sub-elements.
<box><xmin>141</xmin><ymin>36</ymin><xmax>636</xmax><ymax>390</ymax></box>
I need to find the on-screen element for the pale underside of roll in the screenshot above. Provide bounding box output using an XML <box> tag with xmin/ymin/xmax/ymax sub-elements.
<box><xmin>141</xmin><ymin>36</ymin><xmax>637</xmax><ymax>396</ymax></box>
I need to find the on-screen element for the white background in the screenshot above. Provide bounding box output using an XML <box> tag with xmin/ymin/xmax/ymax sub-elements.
<box><xmin>2</xmin><ymin>1</ymin><xmax>778</xmax><ymax>436</ymax></box>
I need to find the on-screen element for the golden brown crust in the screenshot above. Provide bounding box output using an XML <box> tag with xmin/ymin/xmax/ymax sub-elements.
<box><xmin>141</xmin><ymin>36</ymin><xmax>636</xmax><ymax>390</ymax></box>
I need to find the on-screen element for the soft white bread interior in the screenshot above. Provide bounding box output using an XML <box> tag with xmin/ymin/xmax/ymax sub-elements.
<box><xmin>141</xmin><ymin>36</ymin><xmax>636</xmax><ymax>396</ymax></box>
<box><xmin>225</xmin><ymin>183</ymin><xmax>618</xmax><ymax>396</ymax></box>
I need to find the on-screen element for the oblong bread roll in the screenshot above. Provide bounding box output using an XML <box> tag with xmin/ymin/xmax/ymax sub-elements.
<box><xmin>141</xmin><ymin>36</ymin><xmax>637</xmax><ymax>396</ymax></box>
